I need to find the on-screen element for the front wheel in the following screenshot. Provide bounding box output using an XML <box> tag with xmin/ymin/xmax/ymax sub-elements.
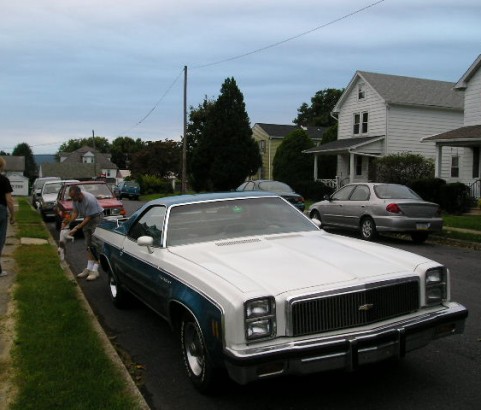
<box><xmin>360</xmin><ymin>217</ymin><xmax>377</xmax><ymax>241</ymax></box>
<box><xmin>180</xmin><ymin>314</ymin><xmax>215</xmax><ymax>393</ymax></box>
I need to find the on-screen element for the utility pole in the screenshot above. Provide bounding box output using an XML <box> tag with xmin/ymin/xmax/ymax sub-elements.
<box><xmin>181</xmin><ymin>65</ymin><xmax>187</xmax><ymax>194</ymax></box>
<box><xmin>92</xmin><ymin>129</ymin><xmax>96</xmax><ymax>179</ymax></box>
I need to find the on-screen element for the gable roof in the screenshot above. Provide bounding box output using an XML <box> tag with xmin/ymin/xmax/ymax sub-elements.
<box><xmin>422</xmin><ymin>125</ymin><xmax>481</xmax><ymax>146</ymax></box>
<box><xmin>60</xmin><ymin>145</ymin><xmax>116</xmax><ymax>168</ymax></box>
<box><xmin>3</xmin><ymin>155</ymin><xmax>25</xmax><ymax>172</ymax></box>
<box><xmin>455</xmin><ymin>54</ymin><xmax>481</xmax><ymax>89</ymax></box>
<box><xmin>254</xmin><ymin>123</ymin><xmax>326</xmax><ymax>140</ymax></box>
<box><xmin>333</xmin><ymin>71</ymin><xmax>464</xmax><ymax>113</ymax></box>
<box><xmin>41</xmin><ymin>163</ymin><xmax>102</xmax><ymax>180</ymax></box>
<box><xmin>303</xmin><ymin>136</ymin><xmax>384</xmax><ymax>155</ymax></box>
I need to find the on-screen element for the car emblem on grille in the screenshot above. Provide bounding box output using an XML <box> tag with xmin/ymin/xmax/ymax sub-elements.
<box><xmin>358</xmin><ymin>303</ymin><xmax>374</xmax><ymax>311</ymax></box>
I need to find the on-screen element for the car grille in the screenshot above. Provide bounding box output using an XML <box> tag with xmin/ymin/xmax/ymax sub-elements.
<box><xmin>290</xmin><ymin>279</ymin><xmax>419</xmax><ymax>337</ymax></box>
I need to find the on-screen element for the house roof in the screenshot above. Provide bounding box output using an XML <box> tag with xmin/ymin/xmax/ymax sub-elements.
<box><xmin>3</xmin><ymin>156</ymin><xmax>25</xmax><ymax>172</ymax></box>
<box><xmin>455</xmin><ymin>54</ymin><xmax>481</xmax><ymax>89</ymax></box>
<box><xmin>41</xmin><ymin>163</ymin><xmax>103</xmax><ymax>180</ymax></box>
<box><xmin>60</xmin><ymin>146</ymin><xmax>115</xmax><ymax>168</ymax></box>
<box><xmin>303</xmin><ymin>136</ymin><xmax>384</xmax><ymax>155</ymax></box>
<box><xmin>422</xmin><ymin>125</ymin><xmax>481</xmax><ymax>146</ymax></box>
<box><xmin>254</xmin><ymin>123</ymin><xmax>326</xmax><ymax>140</ymax></box>
<box><xmin>333</xmin><ymin>71</ymin><xmax>464</xmax><ymax>112</ymax></box>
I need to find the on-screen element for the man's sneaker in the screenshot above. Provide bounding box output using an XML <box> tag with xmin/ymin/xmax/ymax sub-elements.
<box><xmin>86</xmin><ymin>270</ymin><xmax>99</xmax><ymax>281</ymax></box>
<box><xmin>0</xmin><ymin>271</ymin><xmax>8</xmax><ymax>278</ymax></box>
<box><xmin>77</xmin><ymin>269</ymin><xmax>91</xmax><ymax>278</ymax></box>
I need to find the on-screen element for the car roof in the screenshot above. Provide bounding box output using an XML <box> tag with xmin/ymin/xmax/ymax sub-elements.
<box><xmin>147</xmin><ymin>191</ymin><xmax>276</xmax><ymax>207</ymax></box>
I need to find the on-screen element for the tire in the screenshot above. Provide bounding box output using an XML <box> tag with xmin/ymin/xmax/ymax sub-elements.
<box><xmin>180</xmin><ymin>313</ymin><xmax>216</xmax><ymax>393</ymax></box>
<box><xmin>108</xmin><ymin>271</ymin><xmax>129</xmax><ymax>308</ymax></box>
<box><xmin>411</xmin><ymin>231</ymin><xmax>429</xmax><ymax>243</ymax></box>
<box><xmin>360</xmin><ymin>217</ymin><xmax>377</xmax><ymax>241</ymax></box>
<box><xmin>310</xmin><ymin>209</ymin><xmax>322</xmax><ymax>222</ymax></box>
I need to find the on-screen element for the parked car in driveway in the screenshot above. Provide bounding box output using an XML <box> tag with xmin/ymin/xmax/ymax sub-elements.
<box><xmin>31</xmin><ymin>176</ymin><xmax>60</xmax><ymax>208</ymax></box>
<box><xmin>236</xmin><ymin>179</ymin><xmax>305</xmax><ymax>211</ymax></box>
<box><xmin>91</xmin><ymin>191</ymin><xmax>466</xmax><ymax>392</ymax></box>
<box><xmin>54</xmin><ymin>181</ymin><xmax>126</xmax><ymax>230</ymax></box>
<box><xmin>114</xmin><ymin>180</ymin><xmax>140</xmax><ymax>200</ymax></box>
<box><xmin>308</xmin><ymin>183</ymin><xmax>443</xmax><ymax>243</ymax></box>
<box><xmin>37</xmin><ymin>179</ymin><xmax>78</xmax><ymax>221</ymax></box>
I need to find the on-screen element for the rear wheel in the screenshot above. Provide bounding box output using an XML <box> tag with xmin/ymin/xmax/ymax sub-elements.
<box><xmin>310</xmin><ymin>209</ymin><xmax>322</xmax><ymax>222</ymax></box>
<box><xmin>180</xmin><ymin>313</ymin><xmax>216</xmax><ymax>393</ymax></box>
<box><xmin>411</xmin><ymin>231</ymin><xmax>429</xmax><ymax>243</ymax></box>
<box><xmin>360</xmin><ymin>217</ymin><xmax>377</xmax><ymax>241</ymax></box>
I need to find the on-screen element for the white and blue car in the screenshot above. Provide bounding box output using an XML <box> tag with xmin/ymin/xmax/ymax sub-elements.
<box><xmin>92</xmin><ymin>191</ymin><xmax>468</xmax><ymax>392</ymax></box>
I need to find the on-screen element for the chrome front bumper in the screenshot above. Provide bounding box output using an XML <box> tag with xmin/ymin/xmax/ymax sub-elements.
<box><xmin>224</xmin><ymin>302</ymin><xmax>467</xmax><ymax>385</ymax></box>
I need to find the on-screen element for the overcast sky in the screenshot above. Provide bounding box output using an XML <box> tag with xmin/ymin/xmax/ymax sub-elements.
<box><xmin>1</xmin><ymin>0</ymin><xmax>480</xmax><ymax>154</ymax></box>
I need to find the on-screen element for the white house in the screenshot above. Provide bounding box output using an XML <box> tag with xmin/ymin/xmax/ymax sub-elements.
<box><xmin>304</xmin><ymin>71</ymin><xmax>464</xmax><ymax>186</ymax></box>
<box><xmin>422</xmin><ymin>54</ymin><xmax>481</xmax><ymax>198</ymax></box>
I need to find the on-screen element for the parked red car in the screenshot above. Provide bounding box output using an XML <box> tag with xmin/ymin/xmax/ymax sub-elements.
<box><xmin>54</xmin><ymin>181</ymin><xmax>126</xmax><ymax>230</ymax></box>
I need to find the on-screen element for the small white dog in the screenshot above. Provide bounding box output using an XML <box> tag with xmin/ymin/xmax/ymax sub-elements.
<box><xmin>58</xmin><ymin>229</ymin><xmax>75</xmax><ymax>260</ymax></box>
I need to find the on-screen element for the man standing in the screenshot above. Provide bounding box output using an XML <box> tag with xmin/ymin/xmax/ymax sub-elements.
<box><xmin>0</xmin><ymin>157</ymin><xmax>15</xmax><ymax>277</ymax></box>
<box><xmin>63</xmin><ymin>185</ymin><xmax>103</xmax><ymax>281</ymax></box>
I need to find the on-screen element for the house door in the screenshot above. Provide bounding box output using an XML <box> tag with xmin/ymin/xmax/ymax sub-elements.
<box><xmin>368</xmin><ymin>157</ymin><xmax>376</xmax><ymax>182</ymax></box>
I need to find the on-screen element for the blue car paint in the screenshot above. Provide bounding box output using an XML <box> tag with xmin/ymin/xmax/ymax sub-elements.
<box><xmin>97</xmin><ymin>227</ymin><xmax>225</xmax><ymax>367</ymax></box>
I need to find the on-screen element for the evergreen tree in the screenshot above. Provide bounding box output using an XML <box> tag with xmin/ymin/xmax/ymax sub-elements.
<box><xmin>190</xmin><ymin>78</ymin><xmax>261</xmax><ymax>191</ymax></box>
<box><xmin>272</xmin><ymin>129</ymin><xmax>314</xmax><ymax>187</ymax></box>
<box><xmin>12</xmin><ymin>142</ymin><xmax>37</xmax><ymax>182</ymax></box>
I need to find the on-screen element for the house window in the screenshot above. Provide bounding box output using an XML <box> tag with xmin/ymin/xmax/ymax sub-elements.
<box><xmin>259</xmin><ymin>140</ymin><xmax>266</xmax><ymax>153</ymax></box>
<box><xmin>358</xmin><ymin>83</ymin><xmax>365</xmax><ymax>100</ymax></box>
<box><xmin>356</xmin><ymin>156</ymin><xmax>363</xmax><ymax>176</ymax></box>
<box><xmin>451</xmin><ymin>155</ymin><xmax>459</xmax><ymax>178</ymax></box>
<box><xmin>362</xmin><ymin>112</ymin><xmax>368</xmax><ymax>133</ymax></box>
<box><xmin>353</xmin><ymin>112</ymin><xmax>368</xmax><ymax>135</ymax></box>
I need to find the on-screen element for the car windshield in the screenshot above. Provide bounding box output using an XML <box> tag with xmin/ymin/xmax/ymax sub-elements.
<box><xmin>166</xmin><ymin>197</ymin><xmax>317</xmax><ymax>246</ymax></box>
<box><xmin>62</xmin><ymin>184</ymin><xmax>113</xmax><ymax>200</ymax></box>
<box><xmin>124</xmin><ymin>181</ymin><xmax>139</xmax><ymax>188</ymax></box>
<box><xmin>258</xmin><ymin>181</ymin><xmax>293</xmax><ymax>193</ymax></box>
<box><xmin>374</xmin><ymin>184</ymin><xmax>421</xmax><ymax>199</ymax></box>
<box><xmin>43</xmin><ymin>182</ymin><xmax>62</xmax><ymax>194</ymax></box>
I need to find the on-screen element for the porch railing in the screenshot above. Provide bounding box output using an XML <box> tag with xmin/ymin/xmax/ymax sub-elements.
<box><xmin>469</xmin><ymin>179</ymin><xmax>481</xmax><ymax>199</ymax></box>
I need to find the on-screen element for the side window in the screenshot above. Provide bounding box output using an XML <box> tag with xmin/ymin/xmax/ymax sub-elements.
<box><xmin>332</xmin><ymin>185</ymin><xmax>356</xmax><ymax>200</ymax></box>
<box><xmin>350</xmin><ymin>185</ymin><xmax>370</xmax><ymax>201</ymax></box>
<box><xmin>128</xmin><ymin>206</ymin><xmax>166</xmax><ymax>247</ymax></box>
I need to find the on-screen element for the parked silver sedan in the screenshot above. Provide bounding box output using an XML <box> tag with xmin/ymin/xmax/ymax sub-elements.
<box><xmin>308</xmin><ymin>183</ymin><xmax>443</xmax><ymax>242</ymax></box>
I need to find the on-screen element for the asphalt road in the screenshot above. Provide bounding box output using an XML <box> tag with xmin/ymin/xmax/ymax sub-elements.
<box><xmin>47</xmin><ymin>201</ymin><xmax>481</xmax><ymax>410</ymax></box>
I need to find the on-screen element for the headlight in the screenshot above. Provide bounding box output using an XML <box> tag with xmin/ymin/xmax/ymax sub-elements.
<box><xmin>245</xmin><ymin>297</ymin><xmax>276</xmax><ymax>341</ymax></box>
<box><xmin>425</xmin><ymin>267</ymin><xmax>447</xmax><ymax>305</ymax></box>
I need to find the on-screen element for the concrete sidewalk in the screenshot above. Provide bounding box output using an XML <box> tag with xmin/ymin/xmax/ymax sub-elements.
<box><xmin>0</xmin><ymin>220</ymin><xmax>19</xmax><ymax>410</ymax></box>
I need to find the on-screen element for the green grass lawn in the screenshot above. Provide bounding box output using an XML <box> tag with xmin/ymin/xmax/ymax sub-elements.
<box><xmin>9</xmin><ymin>198</ymin><xmax>145</xmax><ymax>410</ymax></box>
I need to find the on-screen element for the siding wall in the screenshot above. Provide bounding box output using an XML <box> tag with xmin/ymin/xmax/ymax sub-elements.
<box><xmin>337</xmin><ymin>77</ymin><xmax>387</xmax><ymax>140</ymax></box>
<box><xmin>463</xmin><ymin>68</ymin><xmax>481</xmax><ymax>126</ymax></box>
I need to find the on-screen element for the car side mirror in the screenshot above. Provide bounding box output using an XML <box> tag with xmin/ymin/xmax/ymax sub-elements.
<box><xmin>323</xmin><ymin>194</ymin><xmax>330</xmax><ymax>201</ymax></box>
<box><xmin>137</xmin><ymin>236</ymin><xmax>154</xmax><ymax>253</ymax></box>
<box><xmin>311</xmin><ymin>218</ymin><xmax>322</xmax><ymax>228</ymax></box>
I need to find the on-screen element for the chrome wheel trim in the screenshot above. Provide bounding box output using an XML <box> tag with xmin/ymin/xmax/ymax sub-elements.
<box><xmin>183</xmin><ymin>322</ymin><xmax>205</xmax><ymax>377</ymax></box>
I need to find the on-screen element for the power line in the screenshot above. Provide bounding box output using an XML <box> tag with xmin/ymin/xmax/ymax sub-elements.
<box><xmin>193</xmin><ymin>0</ymin><xmax>386</xmax><ymax>69</ymax></box>
<box><xmin>122</xmin><ymin>0</ymin><xmax>386</xmax><ymax>134</ymax></box>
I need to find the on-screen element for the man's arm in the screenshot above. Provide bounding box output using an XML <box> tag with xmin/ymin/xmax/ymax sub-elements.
<box><xmin>6</xmin><ymin>192</ymin><xmax>15</xmax><ymax>224</ymax></box>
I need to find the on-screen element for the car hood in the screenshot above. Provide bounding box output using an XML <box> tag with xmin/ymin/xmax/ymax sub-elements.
<box><xmin>59</xmin><ymin>197</ymin><xmax>123</xmax><ymax>211</ymax></box>
<box><xmin>169</xmin><ymin>231</ymin><xmax>430</xmax><ymax>295</ymax></box>
<box><xmin>41</xmin><ymin>193</ymin><xmax>58</xmax><ymax>202</ymax></box>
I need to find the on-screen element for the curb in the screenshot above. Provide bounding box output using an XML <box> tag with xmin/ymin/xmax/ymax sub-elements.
<box><xmin>0</xmin><ymin>201</ymin><xmax>150</xmax><ymax>410</ymax></box>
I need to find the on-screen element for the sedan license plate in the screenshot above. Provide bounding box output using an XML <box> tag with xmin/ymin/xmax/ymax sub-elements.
<box><xmin>416</xmin><ymin>223</ymin><xmax>430</xmax><ymax>230</ymax></box>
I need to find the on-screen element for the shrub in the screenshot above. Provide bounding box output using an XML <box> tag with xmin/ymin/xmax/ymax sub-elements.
<box><xmin>374</xmin><ymin>153</ymin><xmax>434</xmax><ymax>185</ymax></box>
<box><xmin>408</xmin><ymin>178</ymin><xmax>446</xmax><ymax>203</ymax></box>
<box><xmin>439</xmin><ymin>182</ymin><xmax>472</xmax><ymax>214</ymax></box>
